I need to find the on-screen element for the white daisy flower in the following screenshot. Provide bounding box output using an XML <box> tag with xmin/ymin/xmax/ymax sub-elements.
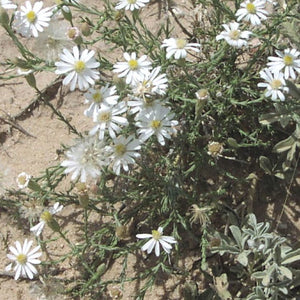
<box><xmin>89</xmin><ymin>103</ymin><xmax>129</xmax><ymax>140</ymax></box>
<box><xmin>16</xmin><ymin>172</ymin><xmax>32</xmax><ymax>189</ymax></box>
<box><xmin>216</xmin><ymin>22</ymin><xmax>252</xmax><ymax>48</ymax></box>
<box><xmin>115</xmin><ymin>0</ymin><xmax>150</xmax><ymax>11</ymax></box>
<box><xmin>108</xmin><ymin>135</ymin><xmax>141</xmax><ymax>175</ymax></box>
<box><xmin>61</xmin><ymin>136</ymin><xmax>108</xmax><ymax>182</ymax></box>
<box><xmin>55</xmin><ymin>46</ymin><xmax>100</xmax><ymax>91</ymax></box>
<box><xmin>161</xmin><ymin>38</ymin><xmax>201</xmax><ymax>60</ymax></box>
<box><xmin>136</xmin><ymin>104</ymin><xmax>178</xmax><ymax>146</ymax></box>
<box><xmin>30</xmin><ymin>202</ymin><xmax>63</xmax><ymax>236</ymax></box>
<box><xmin>131</xmin><ymin>66</ymin><xmax>168</xmax><ymax>97</ymax></box>
<box><xmin>235</xmin><ymin>0</ymin><xmax>268</xmax><ymax>26</ymax></box>
<box><xmin>267</xmin><ymin>48</ymin><xmax>300</xmax><ymax>80</ymax></box>
<box><xmin>258</xmin><ymin>68</ymin><xmax>288</xmax><ymax>101</ymax></box>
<box><xmin>13</xmin><ymin>1</ymin><xmax>53</xmax><ymax>38</ymax></box>
<box><xmin>84</xmin><ymin>84</ymin><xmax>119</xmax><ymax>117</ymax></box>
<box><xmin>1</xmin><ymin>0</ymin><xmax>17</xmax><ymax>9</ymax></box>
<box><xmin>136</xmin><ymin>227</ymin><xmax>177</xmax><ymax>257</ymax></box>
<box><xmin>113</xmin><ymin>52</ymin><xmax>152</xmax><ymax>85</ymax></box>
<box><xmin>5</xmin><ymin>239</ymin><xmax>42</xmax><ymax>280</ymax></box>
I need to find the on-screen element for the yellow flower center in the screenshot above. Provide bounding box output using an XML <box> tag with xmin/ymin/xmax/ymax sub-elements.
<box><xmin>128</xmin><ymin>59</ymin><xmax>138</xmax><ymax>70</ymax></box>
<box><xmin>98</xmin><ymin>111</ymin><xmax>111</xmax><ymax>122</ymax></box>
<box><xmin>246</xmin><ymin>3</ymin><xmax>256</xmax><ymax>14</ymax></box>
<box><xmin>115</xmin><ymin>144</ymin><xmax>126</xmax><ymax>156</ymax></box>
<box><xmin>208</xmin><ymin>142</ymin><xmax>223</xmax><ymax>157</ymax></box>
<box><xmin>67</xmin><ymin>28</ymin><xmax>78</xmax><ymax>40</ymax></box>
<box><xmin>152</xmin><ymin>230</ymin><xmax>162</xmax><ymax>240</ymax></box>
<box><xmin>41</xmin><ymin>211</ymin><xmax>52</xmax><ymax>223</ymax></box>
<box><xmin>150</xmin><ymin>120</ymin><xmax>161</xmax><ymax>129</ymax></box>
<box><xmin>176</xmin><ymin>39</ymin><xmax>187</xmax><ymax>49</ymax></box>
<box><xmin>128</xmin><ymin>0</ymin><xmax>137</xmax><ymax>3</ymax></box>
<box><xmin>74</xmin><ymin>60</ymin><xmax>86</xmax><ymax>73</ymax></box>
<box><xmin>283</xmin><ymin>55</ymin><xmax>293</xmax><ymax>66</ymax></box>
<box><xmin>270</xmin><ymin>79</ymin><xmax>282</xmax><ymax>89</ymax></box>
<box><xmin>16</xmin><ymin>254</ymin><xmax>27</xmax><ymax>265</ymax></box>
<box><xmin>26</xmin><ymin>11</ymin><xmax>36</xmax><ymax>23</ymax></box>
<box><xmin>55</xmin><ymin>0</ymin><xmax>63</xmax><ymax>4</ymax></box>
<box><xmin>229</xmin><ymin>30</ymin><xmax>240</xmax><ymax>40</ymax></box>
<box><xmin>196</xmin><ymin>88</ymin><xmax>209</xmax><ymax>99</ymax></box>
<box><xmin>18</xmin><ymin>175</ymin><xmax>27</xmax><ymax>186</ymax></box>
<box><xmin>92</xmin><ymin>92</ymin><xmax>103</xmax><ymax>103</ymax></box>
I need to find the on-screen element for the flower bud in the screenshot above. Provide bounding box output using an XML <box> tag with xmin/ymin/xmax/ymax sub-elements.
<box><xmin>80</xmin><ymin>23</ymin><xmax>91</xmax><ymax>37</ymax></box>
<box><xmin>62</xmin><ymin>6</ymin><xmax>72</xmax><ymax>22</ymax></box>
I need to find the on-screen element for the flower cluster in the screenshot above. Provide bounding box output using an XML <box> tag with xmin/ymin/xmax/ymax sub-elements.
<box><xmin>214</xmin><ymin>0</ymin><xmax>280</xmax><ymax>48</ymax></box>
<box><xmin>5</xmin><ymin>201</ymin><xmax>64</xmax><ymax>280</ymax></box>
<box><xmin>59</xmin><ymin>49</ymin><xmax>178</xmax><ymax>180</ymax></box>
<box><xmin>213</xmin><ymin>0</ymin><xmax>299</xmax><ymax>101</ymax></box>
<box><xmin>258</xmin><ymin>48</ymin><xmax>300</xmax><ymax>101</ymax></box>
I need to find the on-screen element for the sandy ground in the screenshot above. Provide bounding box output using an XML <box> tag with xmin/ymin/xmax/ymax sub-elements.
<box><xmin>0</xmin><ymin>1</ymin><xmax>201</xmax><ymax>299</ymax></box>
<box><xmin>0</xmin><ymin>1</ymin><xmax>299</xmax><ymax>299</ymax></box>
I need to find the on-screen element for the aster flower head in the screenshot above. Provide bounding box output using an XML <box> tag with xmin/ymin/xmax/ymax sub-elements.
<box><xmin>258</xmin><ymin>68</ymin><xmax>288</xmax><ymax>101</ymax></box>
<box><xmin>16</xmin><ymin>172</ymin><xmax>32</xmax><ymax>189</ymax></box>
<box><xmin>136</xmin><ymin>104</ymin><xmax>178</xmax><ymax>146</ymax></box>
<box><xmin>235</xmin><ymin>0</ymin><xmax>268</xmax><ymax>26</ymax></box>
<box><xmin>136</xmin><ymin>227</ymin><xmax>177</xmax><ymax>257</ymax></box>
<box><xmin>131</xmin><ymin>66</ymin><xmax>168</xmax><ymax>97</ymax></box>
<box><xmin>13</xmin><ymin>1</ymin><xmax>53</xmax><ymax>38</ymax></box>
<box><xmin>207</xmin><ymin>141</ymin><xmax>224</xmax><ymax>158</ymax></box>
<box><xmin>89</xmin><ymin>103</ymin><xmax>129</xmax><ymax>140</ymax></box>
<box><xmin>5</xmin><ymin>239</ymin><xmax>42</xmax><ymax>280</ymax></box>
<box><xmin>267</xmin><ymin>48</ymin><xmax>300</xmax><ymax>80</ymax></box>
<box><xmin>30</xmin><ymin>202</ymin><xmax>63</xmax><ymax>236</ymax></box>
<box><xmin>61</xmin><ymin>136</ymin><xmax>109</xmax><ymax>182</ymax></box>
<box><xmin>115</xmin><ymin>0</ymin><xmax>150</xmax><ymax>11</ymax></box>
<box><xmin>84</xmin><ymin>84</ymin><xmax>119</xmax><ymax>117</ymax></box>
<box><xmin>1</xmin><ymin>0</ymin><xmax>17</xmax><ymax>10</ymax></box>
<box><xmin>113</xmin><ymin>52</ymin><xmax>152</xmax><ymax>85</ymax></box>
<box><xmin>161</xmin><ymin>38</ymin><xmax>201</xmax><ymax>60</ymax></box>
<box><xmin>108</xmin><ymin>135</ymin><xmax>141</xmax><ymax>175</ymax></box>
<box><xmin>55</xmin><ymin>46</ymin><xmax>100</xmax><ymax>91</ymax></box>
<box><xmin>216</xmin><ymin>22</ymin><xmax>252</xmax><ymax>48</ymax></box>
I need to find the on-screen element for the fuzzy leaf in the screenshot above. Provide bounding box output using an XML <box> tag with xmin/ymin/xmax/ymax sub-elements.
<box><xmin>279</xmin><ymin>266</ymin><xmax>293</xmax><ymax>280</ymax></box>
<box><xmin>251</xmin><ymin>271</ymin><xmax>266</xmax><ymax>279</ymax></box>
<box><xmin>282</xmin><ymin>249</ymin><xmax>300</xmax><ymax>265</ymax></box>
<box><xmin>274</xmin><ymin>172</ymin><xmax>285</xmax><ymax>179</ymax></box>
<box><xmin>259</xmin><ymin>156</ymin><xmax>272</xmax><ymax>175</ymax></box>
<box><xmin>229</xmin><ymin>225</ymin><xmax>242</xmax><ymax>248</ymax></box>
<box><xmin>237</xmin><ymin>251</ymin><xmax>248</xmax><ymax>266</ymax></box>
<box><xmin>273</xmin><ymin>136</ymin><xmax>294</xmax><ymax>153</ymax></box>
<box><xmin>227</xmin><ymin>137</ymin><xmax>239</xmax><ymax>148</ymax></box>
